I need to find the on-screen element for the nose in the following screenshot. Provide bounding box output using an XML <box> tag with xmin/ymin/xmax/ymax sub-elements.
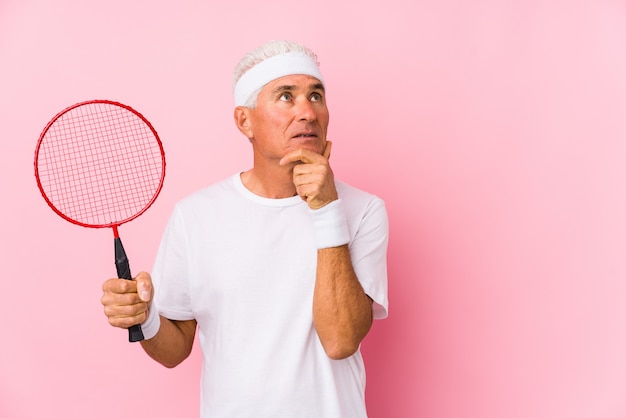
<box><xmin>295</xmin><ymin>98</ymin><xmax>316</xmax><ymax>122</ymax></box>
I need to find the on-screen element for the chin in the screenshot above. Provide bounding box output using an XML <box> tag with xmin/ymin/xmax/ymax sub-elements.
<box><xmin>293</xmin><ymin>139</ymin><xmax>325</xmax><ymax>154</ymax></box>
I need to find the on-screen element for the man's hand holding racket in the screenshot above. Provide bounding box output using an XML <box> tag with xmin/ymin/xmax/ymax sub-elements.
<box><xmin>101</xmin><ymin>272</ymin><xmax>154</xmax><ymax>330</ymax></box>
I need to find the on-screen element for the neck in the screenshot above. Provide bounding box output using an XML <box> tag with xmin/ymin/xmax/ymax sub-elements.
<box><xmin>240</xmin><ymin>166</ymin><xmax>297</xmax><ymax>199</ymax></box>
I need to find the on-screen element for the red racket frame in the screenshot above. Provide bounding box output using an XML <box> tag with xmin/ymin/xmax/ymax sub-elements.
<box><xmin>34</xmin><ymin>100</ymin><xmax>166</xmax><ymax>237</ymax></box>
<box><xmin>34</xmin><ymin>99</ymin><xmax>166</xmax><ymax>342</ymax></box>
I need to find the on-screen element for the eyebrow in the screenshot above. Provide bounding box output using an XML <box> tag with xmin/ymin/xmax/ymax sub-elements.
<box><xmin>271</xmin><ymin>83</ymin><xmax>325</xmax><ymax>95</ymax></box>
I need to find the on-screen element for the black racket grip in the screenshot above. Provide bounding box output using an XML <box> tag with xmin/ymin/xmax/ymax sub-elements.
<box><xmin>114</xmin><ymin>237</ymin><xmax>145</xmax><ymax>343</ymax></box>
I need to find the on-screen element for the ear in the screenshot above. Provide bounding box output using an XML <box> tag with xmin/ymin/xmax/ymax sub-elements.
<box><xmin>234</xmin><ymin>106</ymin><xmax>254</xmax><ymax>139</ymax></box>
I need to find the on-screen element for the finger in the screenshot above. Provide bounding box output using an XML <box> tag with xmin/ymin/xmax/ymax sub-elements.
<box><xmin>105</xmin><ymin>307</ymin><xmax>149</xmax><ymax>329</ymax></box>
<box><xmin>280</xmin><ymin>148</ymin><xmax>324</xmax><ymax>166</ymax></box>
<box><xmin>101</xmin><ymin>286</ymin><xmax>143</xmax><ymax>308</ymax></box>
<box><xmin>103</xmin><ymin>299</ymin><xmax>148</xmax><ymax>318</ymax></box>
<box><xmin>102</xmin><ymin>277</ymin><xmax>137</xmax><ymax>294</ymax></box>
<box><xmin>279</xmin><ymin>149</ymin><xmax>306</xmax><ymax>165</ymax></box>
<box><xmin>135</xmin><ymin>271</ymin><xmax>153</xmax><ymax>302</ymax></box>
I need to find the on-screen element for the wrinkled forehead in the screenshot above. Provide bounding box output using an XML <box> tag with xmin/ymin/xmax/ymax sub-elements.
<box><xmin>234</xmin><ymin>52</ymin><xmax>324</xmax><ymax>106</ymax></box>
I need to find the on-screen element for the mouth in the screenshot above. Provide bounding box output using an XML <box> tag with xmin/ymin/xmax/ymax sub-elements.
<box><xmin>292</xmin><ymin>132</ymin><xmax>318</xmax><ymax>139</ymax></box>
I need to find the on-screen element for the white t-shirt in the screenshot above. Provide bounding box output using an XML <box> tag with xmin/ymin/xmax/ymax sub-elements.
<box><xmin>152</xmin><ymin>174</ymin><xmax>388</xmax><ymax>418</ymax></box>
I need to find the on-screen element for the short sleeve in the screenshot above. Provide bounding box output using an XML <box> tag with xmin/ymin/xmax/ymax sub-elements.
<box><xmin>151</xmin><ymin>206</ymin><xmax>195</xmax><ymax>321</ymax></box>
<box><xmin>349</xmin><ymin>197</ymin><xmax>389</xmax><ymax>319</ymax></box>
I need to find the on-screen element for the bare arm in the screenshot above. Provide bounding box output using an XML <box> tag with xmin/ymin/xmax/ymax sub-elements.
<box><xmin>281</xmin><ymin>142</ymin><xmax>373</xmax><ymax>359</ymax></box>
<box><xmin>140</xmin><ymin>316</ymin><xmax>196</xmax><ymax>368</ymax></box>
<box><xmin>101</xmin><ymin>271</ymin><xmax>196</xmax><ymax>368</ymax></box>
<box><xmin>314</xmin><ymin>245</ymin><xmax>373</xmax><ymax>359</ymax></box>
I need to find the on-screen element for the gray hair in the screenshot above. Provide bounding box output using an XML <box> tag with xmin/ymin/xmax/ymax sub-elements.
<box><xmin>232</xmin><ymin>40</ymin><xmax>320</xmax><ymax>108</ymax></box>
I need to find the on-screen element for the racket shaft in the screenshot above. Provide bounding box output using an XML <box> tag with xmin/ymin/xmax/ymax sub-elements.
<box><xmin>114</xmin><ymin>237</ymin><xmax>145</xmax><ymax>342</ymax></box>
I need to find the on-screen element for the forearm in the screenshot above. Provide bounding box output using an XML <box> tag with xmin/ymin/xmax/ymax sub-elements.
<box><xmin>313</xmin><ymin>244</ymin><xmax>373</xmax><ymax>360</ymax></box>
<box><xmin>140</xmin><ymin>316</ymin><xmax>197</xmax><ymax>368</ymax></box>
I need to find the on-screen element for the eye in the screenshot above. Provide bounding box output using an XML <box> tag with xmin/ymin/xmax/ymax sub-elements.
<box><xmin>310</xmin><ymin>92</ymin><xmax>323</xmax><ymax>102</ymax></box>
<box><xmin>279</xmin><ymin>92</ymin><xmax>292</xmax><ymax>101</ymax></box>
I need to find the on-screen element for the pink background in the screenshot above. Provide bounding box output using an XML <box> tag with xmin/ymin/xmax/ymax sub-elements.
<box><xmin>2</xmin><ymin>0</ymin><xmax>626</xmax><ymax>417</ymax></box>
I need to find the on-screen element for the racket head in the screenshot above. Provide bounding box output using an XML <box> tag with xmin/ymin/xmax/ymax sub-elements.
<box><xmin>34</xmin><ymin>100</ymin><xmax>166</xmax><ymax>229</ymax></box>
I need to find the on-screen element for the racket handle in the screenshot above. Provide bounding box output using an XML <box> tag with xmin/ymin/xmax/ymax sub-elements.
<box><xmin>114</xmin><ymin>237</ymin><xmax>145</xmax><ymax>343</ymax></box>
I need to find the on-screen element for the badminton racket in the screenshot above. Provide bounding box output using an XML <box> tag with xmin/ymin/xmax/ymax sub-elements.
<box><xmin>34</xmin><ymin>99</ymin><xmax>166</xmax><ymax>342</ymax></box>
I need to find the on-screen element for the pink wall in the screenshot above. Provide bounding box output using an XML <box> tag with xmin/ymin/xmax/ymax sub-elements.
<box><xmin>2</xmin><ymin>0</ymin><xmax>626</xmax><ymax>417</ymax></box>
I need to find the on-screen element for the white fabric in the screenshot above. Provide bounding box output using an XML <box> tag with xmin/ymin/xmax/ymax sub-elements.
<box><xmin>140</xmin><ymin>299</ymin><xmax>161</xmax><ymax>340</ymax></box>
<box><xmin>234</xmin><ymin>52</ymin><xmax>324</xmax><ymax>106</ymax></box>
<box><xmin>152</xmin><ymin>174</ymin><xmax>388</xmax><ymax>418</ymax></box>
<box><xmin>309</xmin><ymin>198</ymin><xmax>351</xmax><ymax>249</ymax></box>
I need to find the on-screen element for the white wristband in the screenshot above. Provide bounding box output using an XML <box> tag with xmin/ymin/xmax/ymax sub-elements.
<box><xmin>140</xmin><ymin>300</ymin><xmax>161</xmax><ymax>340</ymax></box>
<box><xmin>309</xmin><ymin>199</ymin><xmax>351</xmax><ymax>249</ymax></box>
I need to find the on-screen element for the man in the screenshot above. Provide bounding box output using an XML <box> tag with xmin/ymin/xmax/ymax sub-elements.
<box><xmin>101</xmin><ymin>40</ymin><xmax>388</xmax><ymax>417</ymax></box>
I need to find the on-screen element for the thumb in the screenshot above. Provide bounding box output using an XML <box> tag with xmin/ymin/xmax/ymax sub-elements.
<box><xmin>323</xmin><ymin>141</ymin><xmax>333</xmax><ymax>160</ymax></box>
<box><xmin>135</xmin><ymin>271</ymin><xmax>153</xmax><ymax>302</ymax></box>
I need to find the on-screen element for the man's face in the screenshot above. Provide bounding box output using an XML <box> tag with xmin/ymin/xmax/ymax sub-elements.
<box><xmin>246</xmin><ymin>74</ymin><xmax>329</xmax><ymax>160</ymax></box>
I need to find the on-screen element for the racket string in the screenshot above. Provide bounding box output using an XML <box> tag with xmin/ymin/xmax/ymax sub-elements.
<box><xmin>36</xmin><ymin>102</ymin><xmax>164</xmax><ymax>226</ymax></box>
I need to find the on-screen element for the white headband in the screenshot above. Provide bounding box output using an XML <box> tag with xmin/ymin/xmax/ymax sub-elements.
<box><xmin>234</xmin><ymin>51</ymin><xmax>324</xmax><ymax>106</ymax></box>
